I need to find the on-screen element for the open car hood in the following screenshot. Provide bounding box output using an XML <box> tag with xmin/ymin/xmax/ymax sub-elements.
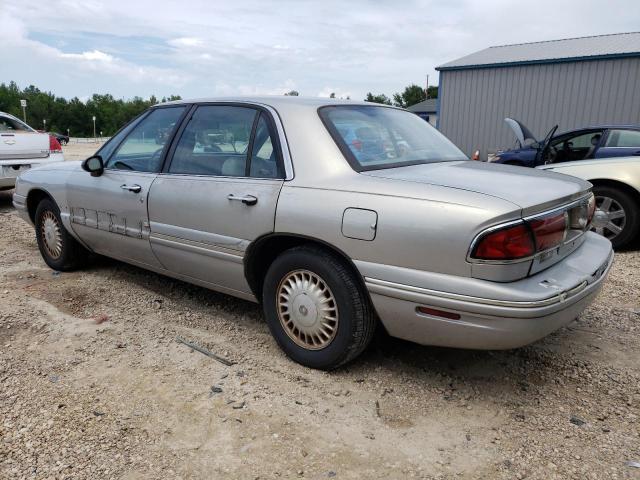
<box><xmin>504</xmin><ymin>118</ymin><xmax>538</xmax><ymax>146</ymax></box>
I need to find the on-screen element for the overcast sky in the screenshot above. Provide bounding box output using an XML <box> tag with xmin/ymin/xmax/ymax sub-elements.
<box><xmin>1</xmin><ymin>0</ymin><xmax>639</xmax><ymax>101</ymax></box>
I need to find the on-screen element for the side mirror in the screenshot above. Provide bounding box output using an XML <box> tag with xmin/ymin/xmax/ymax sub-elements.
<box><xmin>82</xmin><ymin>155</ymin><xmax>104</xmax><ymax>177</ymax></box>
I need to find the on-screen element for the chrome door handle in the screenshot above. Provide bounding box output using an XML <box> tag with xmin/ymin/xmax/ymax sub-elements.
<box><xmin>121</xmin><ymin>184</ymin><xmax>142</xmax><ymax>193</ymax></box>
<box><xmin>227</xmin><ymin>194</ymin><xmax>258</xmax><ymax>206</ymax></box>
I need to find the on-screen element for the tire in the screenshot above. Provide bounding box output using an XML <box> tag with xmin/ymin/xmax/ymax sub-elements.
<box><xmin>35</xmin><ymin>198</ymin><xmax>89</xmax><ymax>271</ymax></box>
<box><xmin>591</xmin><ymin>186</ymin><xmax>640</xmax><ymax>249</ymax></box>
<box><xmin>262</xmin><ymin>246</ymin><xmax>376</xmax><ymax>370</ymax></box>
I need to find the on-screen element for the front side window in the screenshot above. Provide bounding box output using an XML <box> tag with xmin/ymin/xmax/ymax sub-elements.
<box><xmin>319</xmin><ymin>105</ymin><xmax>466</xmax><ymax>171</ymax></box>
<box><xmin>106</xmin><ymin>106</ymin><xmax>185</xmax><ymax>172</ymax></box>
<box><xmin>605</xmin><ymin>129</ymin><xmax>640</xmax><ymax>148</ymax></box>
<box><xmin>168</xmin><ymin>106</ymin><xmax>282</xmax><ymax>178</ymax></box>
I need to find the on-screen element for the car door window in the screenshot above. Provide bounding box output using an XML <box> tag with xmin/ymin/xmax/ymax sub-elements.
<box><xmin>551</xmin><ymin>131</ymin><xmax>602</xmax><ymax>162</ymax></box>
<box><xmin>168</xmin><ymin>106</ymin><xmax>257</xmax><ymax>176</ymax></box>
<box><xmin>605</xmin><ymin>129</ymin><xmax>640</xmax><ymax>148</ymax></box>
<box><xmin>249</xmin><ymin>113</ymin><xmax>282</xmax><ymax>179</ymax></box>
<box><xmin>106</xmin><ymin>106</ymin><xmax>185</xmax><ymax>172</ymax></box>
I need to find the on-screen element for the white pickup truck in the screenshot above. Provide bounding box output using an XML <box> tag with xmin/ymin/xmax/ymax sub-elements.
<box><xmin>0</xmin><ymin>111</ymin><xmax>64</xmax><ymax>190</ymax></box>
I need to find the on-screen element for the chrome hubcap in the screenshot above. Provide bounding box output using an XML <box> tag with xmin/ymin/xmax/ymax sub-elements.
<box><xmin>592</xmin><ymin>196</ymin><xmax>626</xmax><ymax>240</ymax></box>
<box><xmin>40</xmin><ymin>211</ymin><xmax>63</xmax><ymax>259</ymax></box>
<box><xmin>276</xmin><ymin>269</ymin><xmax>338</xmax><ymax>350</ymax></box>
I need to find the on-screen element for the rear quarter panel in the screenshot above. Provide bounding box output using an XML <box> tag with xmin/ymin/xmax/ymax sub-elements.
<box><xmin>275</xmin><ymin>179</ymin><xmax>520</xmax><ymax>278</ymax></box>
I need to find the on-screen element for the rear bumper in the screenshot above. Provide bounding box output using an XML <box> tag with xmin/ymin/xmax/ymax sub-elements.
<box><xmin>360</xmin><ymin>232</ymin><xmax>613</xmax><ymax>349</ymax></box>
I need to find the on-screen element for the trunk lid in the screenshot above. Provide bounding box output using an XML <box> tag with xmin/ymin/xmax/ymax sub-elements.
<box><xmin>362</xmin><ymin>160</ymin><xmax>592</xmax><ymax>216</ymax></box>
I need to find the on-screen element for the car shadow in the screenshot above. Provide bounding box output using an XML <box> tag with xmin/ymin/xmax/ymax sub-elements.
<box><xmin>87</xmin><ymin>256</ymin><xmax>572</xmax><ymax>395</ymax></box>
<box><xmin>0</xmin><ymin>189</ymin><xmax>14</xmax><ymax>213</ymax></box>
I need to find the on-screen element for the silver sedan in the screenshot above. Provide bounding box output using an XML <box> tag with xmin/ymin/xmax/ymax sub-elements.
<box><xmin>13</xmin><ymin>97</ymin><xmax>613</xmax><ymax>369</ymax></box>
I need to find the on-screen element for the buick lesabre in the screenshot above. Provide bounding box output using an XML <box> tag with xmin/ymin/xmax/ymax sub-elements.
<box><xmin>13</xmin><ymin>97</ymin><xmax>613</xmax><ymax>369</ymax></box>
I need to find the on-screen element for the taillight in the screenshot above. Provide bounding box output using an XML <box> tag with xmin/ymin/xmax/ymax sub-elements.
<box><xmin>471</xmin><ymin>150</ymin><xmax>480</xmax><ymax>161</ymax></box>
<box><xmin>472</xmin><ymin>223</ymin><xmax>535</xmax><ymax>260</ymax></box>
<box><xmin>587</xmin><ymin>194</ymin><xmax>596</xmax><ymax>224</ymax></box>
<box><xmin>49</xmin><ymin>135</ymin><xmax>62</xmax><ymax>152</ymax></box>
<box><xmin>529</xmin><ymin>212</ymin><xmax>567</xmax><ymax>251</ymax></box>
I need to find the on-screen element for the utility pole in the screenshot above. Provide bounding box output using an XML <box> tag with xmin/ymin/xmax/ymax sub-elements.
<box><xmin>92</xmin><ymin>116</ymin><xmax>96</xmax><ymax>142</ymax></box>
<box><xmin>43</xmin><ymin>119</ymin><xmax>46</xmax><ymax>131</ymax></box>
<box><xmin>425</xmin><ymin>75</ymin><xmax>430</xmax><ymax>99</ymax></box>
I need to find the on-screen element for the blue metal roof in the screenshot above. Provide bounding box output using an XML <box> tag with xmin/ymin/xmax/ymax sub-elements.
<box><xmin>437</xmin><ymin>32</ymin><xmax>640</xmax><ymax>71</ymax></box>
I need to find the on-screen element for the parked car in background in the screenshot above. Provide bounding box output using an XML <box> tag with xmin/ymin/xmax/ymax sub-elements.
<box><xmin>0</xmin><ymin>111</ymin><xmax>64</xmax><ymax>191</ymax></box>
<box><xmin>538</xmin><ymin>157</ymin><xmax>640</xmax><ymax>248</ymax></box>
<box><xmin>13</xmin><ymin>98</ymin><xmax>612</xmax><ymax>369</ymax></box>
<box><xmin>50</xmin><ymin>132</ymin><xmax>69</xmax><ymax>145</ymax></box>
<box><xmin>488</xmin><ymin>118</ymin><xmax>640</xmax><ymax>167</ymax></box>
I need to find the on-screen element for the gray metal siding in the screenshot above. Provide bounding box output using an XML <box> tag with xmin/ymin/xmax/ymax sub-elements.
<box><xmin>438</xmin><ymin>57</ymin><xmax>640</xmax><ymax>159</ymax></box>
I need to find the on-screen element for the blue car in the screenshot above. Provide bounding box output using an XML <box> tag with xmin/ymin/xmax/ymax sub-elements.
<box><xmin>488</xmin><ymin>118</ymin><xmax>640</xmax><ymax>167</ymax></box>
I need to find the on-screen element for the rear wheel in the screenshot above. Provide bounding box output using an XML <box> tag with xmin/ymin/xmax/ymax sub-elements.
<box><xmin>262</xmin><ymin>246</ymin><xmax>376</xmax><ymax>370</ymax></box>
<box><xmin>591</xmin><ymin>186</ymin><xmax>639</xmax><ymax>249</ymax></box>
<box><xmin>35</xmin><ymin>198</ymin><xmax>89</xmax><ymax>271</ymax></box>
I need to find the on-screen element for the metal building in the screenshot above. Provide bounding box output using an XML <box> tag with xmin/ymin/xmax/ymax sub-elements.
<box><xmin>436</xmin><ymin>32</ymin><xmax>640</xmax><ymax>160</ymax></box>
<box><xmin>406</xmin><ymin>98</ymin><xmax>438</xmax><ymax>127</ymax></box>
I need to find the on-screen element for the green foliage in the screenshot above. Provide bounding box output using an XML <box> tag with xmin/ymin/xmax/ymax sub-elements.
<box><xmin>364</xmin><ymin>92</ymin><xmax>392</xmax><ymax>105</ymax></box>
<box><xmin>364</xmin><ymin>85</ymin><xmax>438</xmax><ymax>108</ymax></box>
<box><xmin>392</xmin><ymin>84</ymin><xmax>427</xmax><ymax>108</ymax></box>
<box><xmin>0</xmin><ymin>81</ymin><xmax>182</xmax><ymax>136</ymax></box>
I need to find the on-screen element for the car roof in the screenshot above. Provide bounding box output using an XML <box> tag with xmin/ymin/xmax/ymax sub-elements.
<box><xmin>557</xmin><ymin>124</ymin><xmax>640</xmax><ymax>135</ymax></box>
<box><xmin>157</xmin><ymin>96</ymin><xmax>386</xmax><ymax>110</ymax></box>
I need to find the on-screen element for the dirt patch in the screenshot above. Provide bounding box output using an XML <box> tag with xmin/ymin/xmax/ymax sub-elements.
<box><xmin>0</xmin><ymin>190</ymin><xmax>639</xmax><ymax>479</ymax></box>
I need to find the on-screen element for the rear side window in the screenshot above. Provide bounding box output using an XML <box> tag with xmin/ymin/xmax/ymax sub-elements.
<box><xmin>319</xmin><ymin>105</ymin><xmax>466</xmax><ymax>171</ymax></box>
<box><xmin>0</xmin><ymin>115</ymin><xmax>34</xmax><ymax>132</ymax></box>
<box><xmin>168</xmin><ymin>106</ymin><xmax>282</xmax><ymax>178</ymax></box>
<box><xmin>605</xmin><ymin>129</ymin><xmax>640</xmax><ymax>148</ymax></box>
<box><xmin>106</xmin><ymin>107</ymin><xmax>185</xmax><ymax>172</ymax></box>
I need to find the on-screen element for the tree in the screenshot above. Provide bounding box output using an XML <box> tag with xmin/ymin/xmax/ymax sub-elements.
<box><xmin>0</xmin><ymin>81</ymin><xmax>182</xmax><ymax>136</ymax></box>
<box><xmin>427</xmin><ymin>85</ymin><xmax>438</xmax><ymax>99</ymax></box>
<box><xmin>329</xmin><ymin>92</ymin><xmax>336</xmax><ymax>99</ymax></box>
<box><xmin>392</xmin><ymin>84</ymin><xmax>426</xmax><ymax>108</ymax></box>
<box><xmin>364</xmin><ymin>92</ymin><xmax>392</xmax><ymax>105</ymax></box>
<box><xmin>284</xmin><ymin>90</ymin><xmax>299</xmax><ymax>96</ymax></box>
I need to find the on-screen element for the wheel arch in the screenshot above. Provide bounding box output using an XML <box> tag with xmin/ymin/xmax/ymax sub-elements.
<box><xmin>244</xmin><ymin>233</ymin><xmax>368</xmax><ymax>302</ymax></box>
<box><xmin>589</xmin><ymin>178</ymin><xmax>640</xmax><ymax>203</ymax></box>
<box><xmin>26</xmin><ymin>188</ymin><xmax>55</xmax><ymax>223</ymax></box>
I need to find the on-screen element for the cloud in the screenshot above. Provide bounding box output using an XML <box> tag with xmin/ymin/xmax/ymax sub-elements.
<box><xmin>60</xmin><ymin>49</ymin><xmax>114</xmax><ymax>62</ymax></box>
<box><xmin>167</xmin><ymin>37</ymin><xmax>204</xmax><ymax>48</ymax></box>
<box><xmin>1</xmin><ymin>0</ymin><xmax>639</xmax><ymax>101</ymax></box>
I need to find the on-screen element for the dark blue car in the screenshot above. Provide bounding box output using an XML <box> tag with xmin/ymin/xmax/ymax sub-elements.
<box><xmin>488</xmin><ymin>118</ymin><xmax>640</xmax><ymax>167</ymax></box>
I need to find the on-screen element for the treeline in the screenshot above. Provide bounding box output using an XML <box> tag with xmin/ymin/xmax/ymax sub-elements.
<box><xmin>0</xmin><ymin>81</ymin><xmax>181</xmax><ymax>137</ymax></box>
<box><xmin>0</xmin><ymin>80</ymin><xmax>438</xmax><ymax>136</ymax></box>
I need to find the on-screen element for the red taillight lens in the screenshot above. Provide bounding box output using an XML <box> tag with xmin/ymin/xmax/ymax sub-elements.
<box><xmin>473</xmin><ymin>223</ymin><xmax>535</xmax><ymax>260</ymax></box>
<box><xmin>529</xmin><ymin>212</ymin><xmax>567</xmax><ymax>251</ymax></box>
<box><xmin>49</xmin><ymin>135</ymin><xmax>62</xmax><ymax>152</ymax></box>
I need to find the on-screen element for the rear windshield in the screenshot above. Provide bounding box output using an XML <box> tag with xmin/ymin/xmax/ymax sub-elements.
<box><xmin>0</xmin><ymin>114</ymin><xmax>35</xmax><ymax>132</ymax></box>
<box><xmin>319</xmin><ymin>105</ymin><xmax>467</xmax><ymax>171</ymax></box>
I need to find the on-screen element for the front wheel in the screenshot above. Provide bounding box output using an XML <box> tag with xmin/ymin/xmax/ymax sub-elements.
<box><xmin>591</xmin><ymin>186</ymin><xmax>640</xmax><ymax>249</ymax></box>
<box><xmin>35</xmin><ymin>198</ymin><xmax>89</xmax><ymax>271</ymax></box>
<box><xmin>262</xmin><ymin>246</ymin><xmax>376</xmax><ymax>370</ymax></box>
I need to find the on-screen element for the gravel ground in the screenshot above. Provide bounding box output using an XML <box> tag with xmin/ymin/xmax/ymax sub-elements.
<box><xmin>0</xmin><ymin>144</ymin><xmax>639</xmax><ymax>479</ymax></box>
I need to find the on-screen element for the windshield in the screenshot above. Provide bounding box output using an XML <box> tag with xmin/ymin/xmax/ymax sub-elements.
<box><xmin>319</xmin><ymin>105</ymin><xmax>467</xmax><ymax>171</ymax></box>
